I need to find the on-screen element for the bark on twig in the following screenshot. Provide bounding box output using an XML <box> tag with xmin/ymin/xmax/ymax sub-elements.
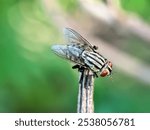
<box><xmin>77</xmin><ymin>68</ymin><xmax>94</xmax><ymax>113</ymax></box>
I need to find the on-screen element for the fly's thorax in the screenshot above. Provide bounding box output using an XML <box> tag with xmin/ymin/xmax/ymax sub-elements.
<box><xmin>81</xmin><ymin>50</ymin><xmax>87</xmax><ymax>58</ymax></box>
<box><xmin>81</xmin><ymin>50</ymin><xmax>107</xmax><ymax>73</ymax></box>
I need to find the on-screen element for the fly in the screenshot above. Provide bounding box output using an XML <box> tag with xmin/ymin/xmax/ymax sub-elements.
<box><xmin>51</xmin><ymin>28</ymin><xmax>112</xmax><ymax>77</ymax></box>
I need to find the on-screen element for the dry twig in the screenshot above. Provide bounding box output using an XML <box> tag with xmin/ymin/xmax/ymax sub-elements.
<box><xmin>77</xmin><ymin>68</ymin><xmax>94</xmax><ymax>113</ymax></box>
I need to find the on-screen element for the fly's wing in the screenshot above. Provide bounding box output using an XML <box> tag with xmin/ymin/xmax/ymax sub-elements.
<box><xmin>64</xmin><ymin>28</ymin><xmax>94</xmax><ymax>52</ymax></box>
<box><xmin>51</xmin><ymin>44</ymin><xmax>84</xmax><ymax>65</ymax></box>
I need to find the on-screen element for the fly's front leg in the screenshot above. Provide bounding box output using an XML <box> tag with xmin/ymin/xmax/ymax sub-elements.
<box><xmin>94</xmin><ymin>73</ymin><xmax>98</xmax><ymax>78</ymax></box>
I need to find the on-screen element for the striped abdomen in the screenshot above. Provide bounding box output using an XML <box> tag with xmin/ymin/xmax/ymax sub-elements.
<box><xmin>82</xmin><ymin>51</ymin><xmax>107</xmax><ymax>73</ymax></box>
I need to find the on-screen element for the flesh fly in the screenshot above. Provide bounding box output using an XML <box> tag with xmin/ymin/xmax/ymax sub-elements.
<box><xmin>51</xmin><ymin>28</ymin><xmax>112</xmax><ymax>77</ymax></box>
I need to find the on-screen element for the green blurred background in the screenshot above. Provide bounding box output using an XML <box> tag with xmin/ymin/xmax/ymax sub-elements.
<box><xmin>0</xmin><ymin>0</ymin><xmax>150</xmax><ymax>112</ymax></box>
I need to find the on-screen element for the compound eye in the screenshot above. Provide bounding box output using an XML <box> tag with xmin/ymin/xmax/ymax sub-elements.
<box><xmin>100</xmin><ymin>70</ymin><xmax>108</xmax><ymax>77</ymax></box>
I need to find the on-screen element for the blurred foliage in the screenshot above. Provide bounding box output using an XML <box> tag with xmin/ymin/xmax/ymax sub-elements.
<box><xmin>0</xmin><ymin>0</ymin><xmax>150</xmax><ymax>113</ymax></box>
<box><xmin>95</xmin><ymin>72</ymin><xmax>150</xmax><ymax>112</ymax></box>
<box><xmin>57</xmin><ymin>0</ymin><xmax>79</xmax><ymax>13</ymax></box>
<box><xmin>121</xmin><ymin>0</ymin><xmax>150</xmax><ymax>22</ymax></box>
<box><xmin>0</xmin><ymin>0</ymin><xmax>77</xmax><ymax>112</ymax></box>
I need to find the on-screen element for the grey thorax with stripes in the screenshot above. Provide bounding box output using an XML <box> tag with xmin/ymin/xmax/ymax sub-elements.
<box><xmin>82</xmin><ymin>50</ymin><xmax>107</xmax><ymax>73</ymax></box>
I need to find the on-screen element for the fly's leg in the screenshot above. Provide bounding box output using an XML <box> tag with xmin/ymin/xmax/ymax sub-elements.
<box><xmin>78</xmin><ymin>66</ymin><xmax>85</xmax><ymax>84</ymax></box>
<box><xmin>72</xmin><ymin>64</ymin><xmax>86</xmax><ymax>72</ymax></box>
<box><xmin>72</xmin><ymin>64</ymin><xmax>80</xmax><ymax>69</ymax></box>
<box><xmin>72</xmin><ymin>62</ymin><xmax>99</xmax><ymax>78</ymax></box>
<box><xmin>94</xmin><ymin>73</ymin><xmax>98</xmax><ymax>78</ymax></box>
<box><xmin>72</xmin><ymin>64</ymin><xmax>87</xmax><ymax>83</ymax></box>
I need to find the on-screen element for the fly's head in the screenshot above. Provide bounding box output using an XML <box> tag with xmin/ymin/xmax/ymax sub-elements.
<box><xmin>100</xmin><ymin>61</ymin><xmax>112</xmax><ymax>77</ymax></box>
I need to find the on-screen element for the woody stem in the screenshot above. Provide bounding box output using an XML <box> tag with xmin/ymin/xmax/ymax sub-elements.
<box><xmin>77</xmin><ymin>68</ymin><xmax>95</xmax><ymax>113</ymax></box>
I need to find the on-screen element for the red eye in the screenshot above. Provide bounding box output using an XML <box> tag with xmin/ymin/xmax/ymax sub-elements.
<box><xmin>100</xmin><ymin>70</ymin><xmax>108</xmax><ymax>77</ymax></box>
<box><xmin>108</xmin><ymin>61</ymin><xmax>112</xmax><ymax>68</ymax></box>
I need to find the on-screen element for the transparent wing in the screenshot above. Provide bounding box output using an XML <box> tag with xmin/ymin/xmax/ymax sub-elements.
<box><xmin>64</xmin><ymin>28</ymin><xmax>94</xmax><ymax>51</ymax></box>
<box><xmin>51</xmin><ymin>44</ymin><xmax>84</xmax><ymax>65</ymax></box>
